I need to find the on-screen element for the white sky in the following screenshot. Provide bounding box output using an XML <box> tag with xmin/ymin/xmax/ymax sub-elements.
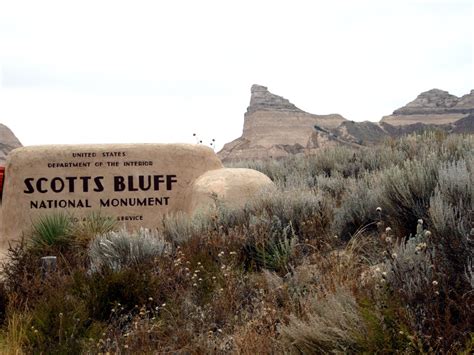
<box><xmin>0</xmin><ymin>0</ymin><xmax>473</xmax><ymax>150</ymax></box>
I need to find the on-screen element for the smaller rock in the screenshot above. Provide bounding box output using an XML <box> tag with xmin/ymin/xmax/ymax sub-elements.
<box><xmin>189</xmin><ymin>168</ymin><xmax>275</xmax><ymax>214</ymax></box>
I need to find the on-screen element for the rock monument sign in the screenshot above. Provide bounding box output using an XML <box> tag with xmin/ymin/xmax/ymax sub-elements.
<box><xmin>0</xmin><ymin>143</ymin><xmax>275</xmax><ymax>251</ymax></box>
<box><xmin>0</xmin><ymin>144</ymin><xmax>227</xmax><ymax>248</ymax></box>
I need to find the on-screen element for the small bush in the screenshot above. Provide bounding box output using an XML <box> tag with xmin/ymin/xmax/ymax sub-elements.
<box><xmin>332</xmin><ymin>176</ymin><xmax>383</xmax><ymax>240</ymax></box>
<box><xmin>162</xmin><ymin>211</ymin><xmax>204</xmax><ymax>244</ymax></box>
<box><xmin>380</xmin><ymin>158</ymin><xmax>439</xmax><ymax>236</ymax></box>
<box><xmin>254</xmin><ymin>189</ymin><xmax>333</xmax><ymax>239</ymax></box>
<box><xmin>88</xmin><ymin>228</ymin><xmax>169</xmax><ymax>273</ymax></box>
<box><xmin>243</xmin><ymin>216</ymin><xmax>297</xmax><ymax>274</ymax></box>
<box><xmin>385</xmin><ymin>234</ymin><xmax>435</xmax><ymax>309</ymax></box>
<box><xmin>31</xmin><ymin>213</ymin><xmax>73</xmax><ymax>250</ymax></box>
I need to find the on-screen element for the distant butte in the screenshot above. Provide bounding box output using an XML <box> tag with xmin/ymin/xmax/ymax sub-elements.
<box><xmin>381</xmin><ymin>89</ymin><xmax>474</xmax><ymax>126</ymax></box>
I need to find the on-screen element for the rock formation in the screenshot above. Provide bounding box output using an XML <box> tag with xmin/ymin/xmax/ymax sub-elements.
<box><xmin>0</xmin><ymin>124</ymin><xmax>22</xmax><ymax>165</ymax></box>
<box><xmin>219</xmin><ymin>86</ymin><xmax>474</xmax><ymax>162</ymax></box>
<box><xmin>381</xmin><ymin>89</ymin><xmax>474</xmax><ymax>126</ymax></box>
<box><xmin>218</xmin><ymin>85</ymin><xmax>348</xmax><ymax>161</ymax></box>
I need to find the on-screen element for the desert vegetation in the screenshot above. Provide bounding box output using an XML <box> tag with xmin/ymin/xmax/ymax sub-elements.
<box><xmin>0</xmin><ymin>132</ymin><xmax>472</xmax><ymax>353</ymax></box>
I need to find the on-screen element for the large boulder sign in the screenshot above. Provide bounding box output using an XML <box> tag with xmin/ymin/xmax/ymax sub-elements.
<box><xmin>1</xmin><ymin>144</ymin><xmax>236</xmax><ymax>248</ymax></box>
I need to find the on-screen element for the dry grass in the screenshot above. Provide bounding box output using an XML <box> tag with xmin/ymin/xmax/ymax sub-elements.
<box><xmin>0</xmin><ymin>312</ymin><xmax>31</xmax><ymax>355</ymax></box>
<box><xmin>0</xmin><ymin>133</ymin><xmax>472</xmax><ymax>353</ymax></box>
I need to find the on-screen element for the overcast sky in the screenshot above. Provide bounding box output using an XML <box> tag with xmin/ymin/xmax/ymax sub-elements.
<box><xmin>0</xmin><ymin>0</ymin><xmax>472</xmax><ymax>150</ymax></box>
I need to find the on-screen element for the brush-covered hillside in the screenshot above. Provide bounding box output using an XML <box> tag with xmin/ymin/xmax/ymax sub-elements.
<box><xmin>0</xmin><ymin>132</ymin><xmax>473</xmax><ymax>353</ymax></box>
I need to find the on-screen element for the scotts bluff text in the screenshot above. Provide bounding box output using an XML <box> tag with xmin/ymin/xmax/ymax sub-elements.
<box><xmin>23</xmin><ymin>175</ymin><xmax>178</xmax><ymax>210</ymax></box>
<box><xmin>23</xmin><ymin>175</ymin><xmax>178</xmax><ymax>194</ymax></box>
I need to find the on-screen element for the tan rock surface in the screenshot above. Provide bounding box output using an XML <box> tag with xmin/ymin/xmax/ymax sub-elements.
<box><xmin>0</xmin><ymin>144</ymin><xmax>223</xmax><ymax>249</ymax></box>
<box><xmin>189</xmin><ymin>168</ymin><xmax>275</xmax><ymax>213</ymax></box>
<box><xmin>380</xmin><ymin>113</ymin><xmax>466</xmax><ymax>126</ymax></box>
<box><xmin>218</xmin><ymin>85</ymin><xmax>347</xmax><ymax>162</ymax></box>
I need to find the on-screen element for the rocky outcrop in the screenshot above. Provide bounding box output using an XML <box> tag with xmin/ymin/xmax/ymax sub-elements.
<box><xmin>457</xmin><ymin>90</ymin><xmax>474</xmax><ymax>109</ymax></box>
<box><xmin>218</xmin><ymin>85</ymin><xmax>348</xmax><ymax>162</ymax></box>
<box><xmin>246</xmin><ymin>84</ymin><xmax>300</xmax><ymax>114</ymax></box>
<box><xmin>0</xmin><ymin>124</ymin><xmax>22</xmax><ymax>165</ymax></box>
<box><xmin>382</xmin><ymin>89</ymin><xmax>474</xmax><ymax>126</ymax></box>
<box><xmin>218</xmin><ymin>86</ymin><xmax>474</xmax><ymax>162</ymax></box>
<box><xmin>332</xmin><ymin>121</ymin><xmax>388</xmax><ymax>145</ymax></box>
<box><xmin>393</xmin><ymin>89</ymin><xmax>459</xmax><ymax>115</ymax></box>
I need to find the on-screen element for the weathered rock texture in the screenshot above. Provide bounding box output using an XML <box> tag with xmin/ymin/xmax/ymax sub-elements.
<box><xmin>189</xmin><ymin>168</ymin><xmax>275</xmax><ymax>214</ymax></box>
<box><xmin>382</xmin><ymin>89</ymin><xmax>474</xmax><ymax>126</ymax></box>
<box><xmin>218</xmin><ymin>85</ymin><xmax>348</xmax><ymax>161</ymax></box>
<box><xmin>219</xmin><ymin>86</ymin><xmax>474</xmax><ymax>162</ymax></box>
<box><xmin>0</xmin><ymin>124</ymin><xmax>22</xmax><ymax>165</ymax></box>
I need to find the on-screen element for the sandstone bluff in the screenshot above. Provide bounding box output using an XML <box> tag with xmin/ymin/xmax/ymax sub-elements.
<box><xmin>218</xmin><ymin>85</ymin><xmax>349</xmax><ymax>162</ymax></box>
<box><xmin>218</xmin><ymin>85</ymin><xmax>474</xmax><ymax>162</ymax></box>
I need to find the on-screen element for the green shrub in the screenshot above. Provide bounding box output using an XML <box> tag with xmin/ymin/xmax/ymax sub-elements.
<box><xmin>428</xmin><ymin>161</ymin><xmax>472</xmax><ymax>289</ymax></box>
<box><xmin>243</xmin><ymin>216</ymin><xmax>297</xmax><ymax>274</ymax></box>
<box><xmin>253</xmin><ymin>189</ymin><xmax>333</xmax><ymax>239</ymax></box>
<box><xmin>385</xmin><ymin>232</ymin><xmax>435</xmax><ymax>308</ymax></box>
<box><xmin>380</xmin><ymin>158</ymin><xmax>439</xmax><ymax>237</ymax></box>
<box><xmin>31</xmin><ymin>213</ymin><xmax>73</xmax><ymax>250</ymax></box>
<box><xmin>436</xmin><ymin>159</ymin><xmax>472</xmax><ymax>207</ymax></box>
<box><xmin>315</xmin><ymin>172</ymin><xmax>350</xmax><ymax>201</ymax></box>
<box><xmin>162</xmin><ymin>211</ymin><xmax>205</xmax><ymax>244</ymax></box>
<box><xmin>332</xmin><ymin>176</ymin><xmax>383</xmax><ymax>240</ymax></box>
<box><xmin>88</xmin><ymin>228</ymin><xmax>169</xmax><ymax>273</ymax></box>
